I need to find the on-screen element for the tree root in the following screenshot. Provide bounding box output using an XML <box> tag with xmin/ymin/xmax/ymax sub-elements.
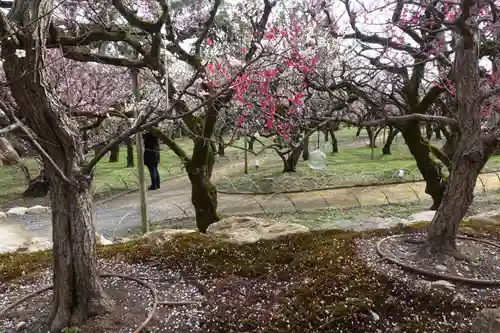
<box><xmin>376</xmin><ymin>234</ymin><xmax>500</xmax><ymax>286</ymax></box>
<box><xmin>0</xmin><ymin>273</ymin><xmax>159</xmax><ymax>333</ymax></box>
<box><xmin>414</xmin><ymin>243</ymin><xmax>468</xmax><ymax>263</ymax></box>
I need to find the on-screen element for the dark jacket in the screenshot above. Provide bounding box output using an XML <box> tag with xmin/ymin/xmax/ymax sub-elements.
<box><xmin>143</xmin><ymin>132</ymin><xmax>160</xmax><ymax>166</ymax></box>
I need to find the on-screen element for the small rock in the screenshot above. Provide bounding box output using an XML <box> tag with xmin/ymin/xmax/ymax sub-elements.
<box><xmin>431</xmin><ymin>280</ymin><xmax>455</xmax><ymax>290</ymax></box>
<box><xmin>369</xmin><ymin>309</ymin><xmax>380</xmax><ymax>321</ymax></box>
<box><xmin>16</xmin><ymin>321</ymin><xmax>27</xmax><ymax>330</ymax></box>
<box><xmin>409</xmin><ymin>210</ymin><xmax>436</xmax><ymax>222</ymax></box>
<box><xmin>26</xmin><ymin>205</ymin><xmax>50</xmax><ymax>214</ymax></box>
<box><xmin>0</xmin><ymin>212</ymin><xmax>6</xmax><ymax>220</ymax></box>
<box><xmin>472</xmin><ymin>307</ymin><xmax>500</xmax><ymax>333</ymax></box>
<box><xmin>16</xmin><ymin>237</ymin><xmax>52</xmax><ymax>253</ymax></box>
<box><xmin>468</xmin><ymin>210</ymin><xmax>500</xmax><ymax>225</ymax></box>
<box><xmin>95</xmin><ymin>232</ymin><xmax>112</xmax><ymax>246</ymax></box>
<box><xmin>6</xmin><ymin>207</ymin><xmax>28</xmax><ymax>216</ymax></box>
<box><xmin>435</xmin><ymin>264</ymin><xmax>448</xmax><ymax>272</ymax></box>
<box><xmin>207</xmin><ymin>216</ymin><xmax>309</xmax><ymax>244</ymax></box>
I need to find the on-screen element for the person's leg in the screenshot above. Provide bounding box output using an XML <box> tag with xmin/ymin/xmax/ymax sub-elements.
<box><xmin>154</xmin><ymin>165</ymin><xmax>161</xmax><ymax>189</ymax></box>
<box><xmin>146</xmin><ymin>164</ymin><xmax>157</xmax><ymax>190</ymax></box>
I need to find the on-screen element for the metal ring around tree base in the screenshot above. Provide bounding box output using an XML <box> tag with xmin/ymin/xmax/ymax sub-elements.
<box><xmin>0</xmin><ymin>273</ymin><xmax>159</xmax><ymax>333</ymax></box>
<box><xmin>376</xmin><ymin>234</ymin><xmax>500</xmax><ymax>286</ymax></box>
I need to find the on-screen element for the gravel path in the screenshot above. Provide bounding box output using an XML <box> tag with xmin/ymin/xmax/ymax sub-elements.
<box><xmin>5</xmin><ymin>163</ymin><xmax>500</xmax><ymax>241</ymax></box>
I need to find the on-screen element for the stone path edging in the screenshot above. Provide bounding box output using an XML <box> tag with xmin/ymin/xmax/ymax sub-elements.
<box><xmin>217</xmin><ymin>171</ymin><xmax>500</xmax><ymax>195</ymax></box>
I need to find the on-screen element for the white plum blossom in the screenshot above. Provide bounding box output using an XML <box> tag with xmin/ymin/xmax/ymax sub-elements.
<box><xmin>14</xmin><ymin>49</ymin><xmax>26</xmax><ymax>58</ymax></box>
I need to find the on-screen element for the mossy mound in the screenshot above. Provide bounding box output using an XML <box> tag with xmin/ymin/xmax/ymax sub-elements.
<box><xmin>0</xmin><ymin>250</ymin><xmax>51</xmax><ymax>282</ymax></box>
<box><xmin>2</xmin><ymin>221</ymin><xmax>500</xmax><ymax>332</ymax></box>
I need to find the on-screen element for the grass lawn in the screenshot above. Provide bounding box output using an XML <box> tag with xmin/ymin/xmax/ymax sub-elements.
<box><xmin>0</xmin><ymin>136</ymin><xmax>241</xmax><ymax>209</ymax></box>
<box><xmin>216</xmin><ymin>128</ymin><xmax>500</xmax><ymax>193</ymax></box>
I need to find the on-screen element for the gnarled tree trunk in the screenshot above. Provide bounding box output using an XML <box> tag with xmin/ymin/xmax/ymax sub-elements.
<box><xmin>189</xmin><ymin>169</ymin><xmax>219</xmax><ymax>232</ymax></box>
<box><xmin>367</xmin><ymin>127</ymin><xmax>377</xmax><ymax>148</ymax></box>
<box><xmin>427</xmin><ymin>145</ymin><xmax>483</xmax><ymax>254</ymax></box>
<box><xmin>247</xmin><ymin>136</ymin><xmax>257</xmax><ymax>152</ymax></box>
<box><xmin>1</xmin><ymin>1</ymin><xmax>109</xmax><ymax>331</ymax></box>
<box><xmin>382</xmin><ymin>127</ymin><xmax>399</xmax><ymax>155</ymax></box>
<box><xmin>282</xmin><ymin>147</ymin><xmax>302</xmax><ymax>172</ymax></box>
<box><xmin>217</xmin><ymin>134</ymin><xmax>225</xmax><ymax>156</ymax></box>
<box><xmin>125</xmin><ymin>137</ymin><xmax>134</xmax><ymax>168</ymax></box>
<box><xmin>302</xmin><ymin>135</ymin><xmax>309</xmax><ymax>161</ymax></box>
<box><xmin>189</xmin><ymin>138</ymin><xmax>219</xmax><ymax>232</ymax></box>
<box><xmin>49</xmin><ymin>173</ymin><xmax>110</xmax><ymax>331</ymax></box>
<box><xmin>108</xmin><ymin>143</ymin><xmax>119</xmax><ymax>162</ymax></box>
<box><xmin>330</xmin><ymin>130</ymin><xmax>338</xmax><ymax>153</ymax></box>
<box><xmin>402</xmin><ymin>121</ymin><xmax>446</xmax><ymax>209</ymax></box>
<box><xmin>185</xmin><ymin>98</ymin><xmax>221</xmax><ymax>232</ymax></box>
<box><xmin>427</xmin><ymin>25</ymin><xmax>488</xmax><ymax>255</ymax></box>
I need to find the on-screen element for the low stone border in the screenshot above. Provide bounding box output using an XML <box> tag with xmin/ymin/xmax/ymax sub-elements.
<box><xmin>0</xmin><ymin>205</ymin><xmax>51</xmax><ymax>219</ymax></box>
<box><xmin>217</xmin><ymin>170</ymin><xmax>500</xmax><ymax>195</ymax></box>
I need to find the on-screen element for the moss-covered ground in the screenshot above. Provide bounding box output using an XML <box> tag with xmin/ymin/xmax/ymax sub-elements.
<box><xmin>1</xmin><ymin>218</ymin><xmax>499</xmax><ymax>332</ymax></box>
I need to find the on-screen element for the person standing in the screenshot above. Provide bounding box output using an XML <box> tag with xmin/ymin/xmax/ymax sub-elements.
<box><xmin>143</xmin><ymin>129</ymin><xmax>161</xmax><ymax>190</ymax></box>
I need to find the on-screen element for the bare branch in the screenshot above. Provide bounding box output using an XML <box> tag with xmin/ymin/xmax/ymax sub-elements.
<box><xmin>314</xmin><ymin>113</ymin><xmax>458</xmax><ymax>128</ymax></box>
<box><xmin>62</xmin><ymin>48</ymin><xmax>148</xmax><ymax>67</ymax></box>
<box><xmin>0</xmin><ymin>122</ymin><xmax>18</xmax><ymax>134</ymax></box>
<box><xmin>194</xmin><ymin>0</ymin><xmax>222</xmax><ymax>55</ymax></box>
<box><xmin>112</xmin><ymin>0</ymin><xmax>163</xmax><ymax>34</ymax></box>
<box><xmin>9</xmin><ymin>113</ymin><xmax>71</xmax><ymax>183</ymax></box>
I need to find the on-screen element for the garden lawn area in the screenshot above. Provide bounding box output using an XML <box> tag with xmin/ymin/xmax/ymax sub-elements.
<box><xmin>0</xmin><ymin>137</ymin><xmax>209</xmax><ymax>208</ymax></box>
<box><xmin>216</xmin><ymin>128</ymin><xmax>500</xmax><ymax>193</ymax></box>
<box><xmin>1</xmin><ymin>219</ymin><xmax>500</xmax><ymax>332</ymax></box>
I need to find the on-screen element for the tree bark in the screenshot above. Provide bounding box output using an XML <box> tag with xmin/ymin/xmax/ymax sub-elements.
<box><xmin>425</xmin><ymin>123</ymin><xmax>433</xmax><ymax>140</ymax></box>
<box><xmin>10</xmin><ymin>136</ymin><xmax>30</xmax><ymax>157</ymax></box>
<box><xmin>302</xmin><ymin>135</ymin><xmax>309</xmax><ymax>161</ymax></box>
<box><xmin>23</xmin><ymin>169</ymin><xmax>49</xmax><ymax>198</ymax></box>
<box><xmin>94</xmin><ymin>143</ymin><xmax>105</xmax><ymax>156</ymax></box>
<box><xmin>382</xmin><ymin>127</ymin><xmax>399</xmax><ymax>155</ymax></box>
<box><xmin>434</xmin><ymin>126</ymin><xmax>442</xmax><ymax>139</ymax></box>
<box><xmin>125</xmin><ymin>138</ymin><xmax>134</xmax><ymax>168</ymax></box>
<box><xmin>427</xmin><ymin>25</ymin><xmax>486</xmax><ymax>255</ymax></box>
<box><xmin>188</xmin><ymin>170</ymin><xmax>219</xmax><ymax>232</ymax></box>
<box><xmin>427</xmin><ymin>148</ymin><xmax>483</xmax><ymax>255</ymax></box>
<box><xmin>329</xmin><ymin>128</ymin><xmax>338</xmax><ymax>153</ymax></box>
<box><xmin>248</xmin><ymin>136</ymin><xmax>256</xmax><ymax>152</ymax></box>
<box><xmin>217</xmin><ymin>134</ymin><xmax>225</xmax><ymax>156</ymax></box>
<box><xmin>108</xmin><ymin>143</ymin><xmax>119</xmax><ymax>163</ymax></box>
<box><xmin>401</xmin><ymin>121</ymin><xmax>446</xmax><ymax>209</ymax></box>
<box><xmin>282</xmin><ymin>147</ymin><xmax>302</xmax><ymax>172</ymax></box>
<box><xmin>367</xmin><ymin>127</ymin><xmax>377</xmax><ymax>148</ymax></box>
<box><xmin>49</xmin><ymin>175</ymin><xmax>111</xmax><ymax>331</ymax></box>
<box><xmin>189</xmin><ymin>138</ymin><xmax>220</xmax><ymax>232</ymax></box>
